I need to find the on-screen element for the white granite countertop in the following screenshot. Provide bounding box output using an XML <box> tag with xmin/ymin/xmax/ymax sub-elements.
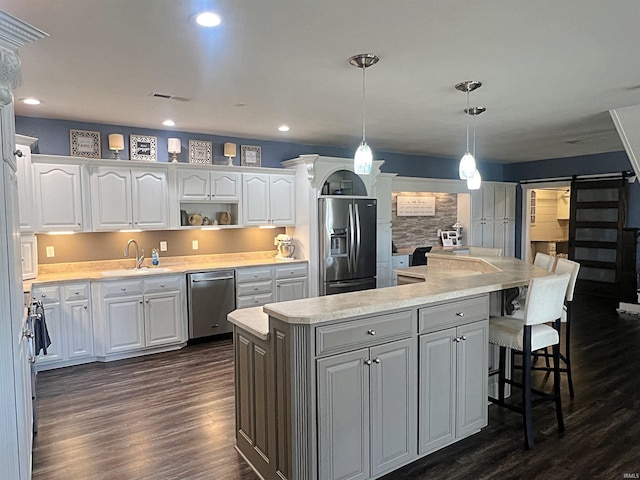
<box><xmin>262</xmin><ymin>256</ymin><xmax>549</xmax><ymax>325</ymax></box>
<box><xmin>228</xmin><ymin>307</ymin><xmax>269</xmax><ymax>340</ymax></box>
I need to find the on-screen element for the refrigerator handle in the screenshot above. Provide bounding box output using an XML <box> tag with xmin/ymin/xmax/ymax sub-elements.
<box><xmin>348</xmin><ymin>202</ymin><xmax>355</xmax><ymax>273</ymax></box>
<box><xmin>354</xmin><ymin>203</ymin><xmax>361</xmax><ymax>268</ymax></box>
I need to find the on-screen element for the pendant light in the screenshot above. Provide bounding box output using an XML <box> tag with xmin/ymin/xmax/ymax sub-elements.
<box><xmin>465</xmin><ymin>105</ymin><xmax>486</xmax><ymax>190</ymax></box>
<box><xmin>455</xmin><ymin>81</ymin><xmax>482</xmax><ymax>179</ymax></box>
<box><xmin>349</xmin><ymin>53</ymin><xmax>379</xmax><ymax>175</ymax></box>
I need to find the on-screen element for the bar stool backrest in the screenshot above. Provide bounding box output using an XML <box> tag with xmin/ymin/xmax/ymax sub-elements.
<box><xmin>523</xmin><ymin>273</ymin><xmax>571</xmax><ymax>326</ymax></box>
<box><xmin>533</xmin><ymin>252</ymin><xmax>555</xmax><ymax>271</ymax></box>
<box><xmin>553</xmin><ymin>258</ymin><xmax>580</xmax><ymax>302</ymax></box>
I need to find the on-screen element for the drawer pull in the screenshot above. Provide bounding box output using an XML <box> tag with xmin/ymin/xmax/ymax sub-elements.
<box><xmin>254</xmin><ymin>287</ymin><xmax>259</xmax><ymax>290</ymax></box>
<box><xmin>253</xmin><ymin>274</ymin><xmax>259</xmax><ymax>278</ymax></box>
<box><xmin>160</xmin><ymin>284</ymin><xmax>165</xmax><ymax>288</ymax></box>
<box><xmin>41</xmin><ymin>294</ymin><xmax>46</xmax><ymax>298</ymax></box>
<box><xmin>75</xmin><ymin>291</ymin><xmax>79</xmax><ymax>295</ymax></box>
<box><xmin>456</xmin><ymin>312</ymin><xmax>464</xmax><ymax>317</ymax></box>
<box><xmin>367</xmin><ymin>329</ymin><xmax>376</xmax><ymax>336</ymax></box>
<box><xmin>121</xmin><ymin>288</ymin><xmax>126</xmax><ymax>291</ymax></box>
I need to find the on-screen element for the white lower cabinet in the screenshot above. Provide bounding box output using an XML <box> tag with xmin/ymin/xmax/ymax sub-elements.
<box><xmin>94</xmin><ymin>275</ymin><xmax>186</xmax><ymax>358</ymax></box>
<box><xmin>316</xmin><ymin>311</ymin><xmax>416</xmax><ymax>480</ymax></box>
<box><xmin>237</xmin><ymin>263</ymin><xmax>308</xmax><ymax>308</ymax></box>
<box><xmin>32</xmin><ymin>282</ymin><xmax>94</xmax><ymax>370</ymax></box>
<box><xmin>418</xmin><ymin>318</ymin><xmax>488</xmax><ymax>455</ymax></box>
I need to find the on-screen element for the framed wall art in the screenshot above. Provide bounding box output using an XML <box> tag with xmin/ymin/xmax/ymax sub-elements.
<box><xmin>188</xmin><ymin>140</ymin><xmax>213</xmax><ymax>164</ymax></box>
<box><xmin>240</xmin><ymin>145</ymin><xmax>261</xmax><ymax>167</ymax></box>
<box><xmin>130</xmin><ymin>135</ymin><xmax>158</xmax><ymax>161</ymax></box>
<box><xmin>70</xmin><ymin>129</ymin><xmax>101</xmax><ymax>158</ymax></box>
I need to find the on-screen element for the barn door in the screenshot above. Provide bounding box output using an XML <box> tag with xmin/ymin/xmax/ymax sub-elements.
<box><xmin>568</xmin><ymin>176</ymin><xmax>627</xmax><ymax>298</ymax></box>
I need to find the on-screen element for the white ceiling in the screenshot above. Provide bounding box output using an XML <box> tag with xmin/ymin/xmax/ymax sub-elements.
<box><xmin>5</xmin><ymin>0</ymin><xmax>640</xmax><ymax>163</ymax></box>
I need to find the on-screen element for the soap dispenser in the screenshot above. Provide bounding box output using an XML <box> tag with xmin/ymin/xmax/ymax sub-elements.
<box><xmin>151</xmin><ymin>248</ymin><xmax>159</xmax><ymax>266</ymax></box>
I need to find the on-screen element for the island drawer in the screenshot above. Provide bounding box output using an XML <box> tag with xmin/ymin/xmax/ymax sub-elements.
<box><xmin>32</xmin><ymin>285</ymin><xmax>60</xmax><ymax>303</ymax></box>
<box><xmin>236</xmin><ymin>279</ymin><xmax>273</xmax><ymax>296</ymax></box>
<box><xmin>63</xmin><ymin>283</ymin><xmax>90</xmax><ymax>301</ymax></box>
<box><xmin>237</xmin><ymin>268</ymin><xmax>273</xmax><ymax>283</ymax></box>
<box><xmin>315</xmin><ymin>310</ymin><xmax>414</xmax><ymax>356</ymax></box>
<box><xmin>418</xmin><ymin>295</ymin><xmax>489</xmax><ymax>334</ymax></box>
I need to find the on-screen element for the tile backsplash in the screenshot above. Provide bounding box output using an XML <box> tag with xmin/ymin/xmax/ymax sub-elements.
<box><xmin>391</xmin><ymin>192</ymin><xmax>458</xmax><ymax>251</ymax></box>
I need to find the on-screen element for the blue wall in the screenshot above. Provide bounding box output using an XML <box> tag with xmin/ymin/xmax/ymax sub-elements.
<box><xmin>15</xmin><ymin>116</ymin><xmax>504</xmax><ymax>181</ymax></box>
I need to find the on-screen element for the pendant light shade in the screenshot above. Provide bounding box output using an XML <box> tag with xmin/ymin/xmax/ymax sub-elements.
<box><xmin>349</xmin><ymin>53</ymin><xmax>379</xmax><ymax>176</ymax></box>
<box><xmin>459</xmin><ymin>151</ymin><xmax>476</xmax><ymax>180</ymax></box>
<box><xmin>467</xmin><ymin>168</ymin><xmax>482</xmax><ymax>190</ymax></box>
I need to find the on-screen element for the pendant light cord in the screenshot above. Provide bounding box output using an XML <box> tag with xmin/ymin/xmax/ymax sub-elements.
<box><xmin>362</xmin><ymin>65</ymin><xmax>367</xmax><ymax>143</ymax></box>
<box><xmin>466</xmin><ymin>90</ymin><xmax>470</xmax><ymax>152</ymax></box>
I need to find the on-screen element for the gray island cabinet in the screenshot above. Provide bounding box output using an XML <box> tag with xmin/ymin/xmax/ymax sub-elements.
<box><xmin>230</xmin><ymin>288</ymin><xmax>494</xmax><ymax>480</ymax></box>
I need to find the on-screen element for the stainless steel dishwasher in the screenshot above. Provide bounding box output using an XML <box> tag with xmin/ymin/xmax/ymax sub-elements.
<box><xmin>187</xmin><ymin>270</ymin><xmax>236</xmax><ymax>339</ymax></box>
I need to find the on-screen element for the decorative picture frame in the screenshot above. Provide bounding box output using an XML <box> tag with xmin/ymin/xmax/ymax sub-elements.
<box><xmin>240</xmin><ymin>145</ymin><xmax>262</xmax><ymax>167</ymax></box>
<box><xmin>188</xmin><ymin>140</ymin><xmax>213</xmax><ymax>164</ymax></box>
<box><xmin>70</xmin><ymin>129</ymin><xmax>101</xmax><ymax>158</ymax></box>
<box><xmin>130</xmin><ymin>135</ymin><xmax>158</xmax><ymax>161</ymax></box>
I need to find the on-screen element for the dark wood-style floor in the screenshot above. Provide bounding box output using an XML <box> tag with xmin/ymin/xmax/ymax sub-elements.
<box><xmin>33</xmin><ymin>295</ymin><xmax>640</xmax><ymax>480</ymax></box>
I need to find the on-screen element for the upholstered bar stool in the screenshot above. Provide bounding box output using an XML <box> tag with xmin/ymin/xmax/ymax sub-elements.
<box><xmin>488</xmin><ymin>273</ymin><xmax>571</xmax><ymax>449</ymax></box>
<box><xmin>533</xmin><ymin>258</ymin><xmax>581</xmax><ymax>397</ymax></box>
<box><xmin>533</xmin><ymin>252</ymin><xmax>555</xmax><ymax>271</ymax></box>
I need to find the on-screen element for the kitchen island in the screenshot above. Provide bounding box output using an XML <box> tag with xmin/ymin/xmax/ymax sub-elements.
<box><xmin>228</xmin><ymin>255</ymin><xmax>550</xmax><ymax>480</ymax></box>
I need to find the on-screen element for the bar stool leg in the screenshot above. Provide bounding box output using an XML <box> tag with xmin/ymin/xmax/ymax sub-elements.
<box><xmin>553</xmin><ymin>319</ymin><xmax>565</xmax><ymax>433</ymax></box>
<box><xmin>522</xmin><ymin>326</ymin><xmax>534</xmax><ymax>449</ymax></box>
<box><xmin>565</xmin><ymin>303</ymin><xmax>574</xmax><ymax>398</ymax></box>
<box><xmin>498</xmin><ymin>346</ymin><xmax>506</xmax><ymax>402</ymax></box>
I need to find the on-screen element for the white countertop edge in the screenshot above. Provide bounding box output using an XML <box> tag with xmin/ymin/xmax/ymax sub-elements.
<box><xmin>263</xmin><ymin>284</ymin><xmax>501</xmax><ymax>325</ymax></box>
<box><xmin>228</xmin><ymin>307</ymin><xmax>269</xmax><ymax>341</ymax></box>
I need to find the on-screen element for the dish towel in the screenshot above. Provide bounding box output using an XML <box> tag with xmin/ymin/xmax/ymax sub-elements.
<box><xmin>33</xmin><ymin>304</ymin><xmax>51</xmax><ymax>356</ymax></box>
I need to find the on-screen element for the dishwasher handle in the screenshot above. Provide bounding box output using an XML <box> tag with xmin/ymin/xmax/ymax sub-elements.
<box><xmin>192</xmin><ymin>276</ymin><xmax>235</xmax><ymax>283</ymax></box>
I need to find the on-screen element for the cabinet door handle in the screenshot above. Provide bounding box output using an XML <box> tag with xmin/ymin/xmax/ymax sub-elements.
<box><xmin>454</xmin><ymin>337</ymin><xmax>460</xmax><ymax>343</ymax></box>
<box><xmin>364</xmin><ymin>359</ymin><xmax>372</xmax><ymax>365</ymax></box>
<box><xmin>373</xmin><ymin>357</ymin><xmax>380</xmax><ymax>364</ymax></box>
<box><xmin>145</xmin><ymin>300</ymin><xmax>149</xmax><ymax>304</ymax></box>
<box><xmin>84</xmin><ymin>305</ymin><xmax>87</xmax><ymax>309</ymax></box>
<box><xmin>367</xmin><ymin>329</ymin><xmax>376</xmax><ymax>336</ymax></box>
<box><xmin>456</xmin><ymin>312</ymin><xmax>464</xmax><ymax>317</ymax></box>
<box><xmin>461</xmin><ymin>335</ymin><xmax>467</xmax><ymax>341</ymax></box>
<box><xmin>140</xmin><ymin>301</ymin><xmax>143</xmax><ymax>304</ymax></box>
<box><xmin>14</xmin><ymin>150</ymin><xmax>23</xmax><ymax>157</ymax></box>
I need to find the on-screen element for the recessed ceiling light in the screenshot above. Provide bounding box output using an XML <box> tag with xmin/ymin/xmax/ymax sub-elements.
<box><xmin>21</xmin><ymin>98</ymin><xmax>42</xmax><ymax>105</ymax></box>
<box><xmin>195</xmin><ymin>11</ymin><xmax>222</xmax><ymax>27</ymax></box>
<box><xmin>162</xmin><ymin>119</ymin><xmax>176</xmax><ymax>127</ymax></box>
<box><xmin>278</xmin><ymin>125</ymin><xmax>290</xmax><ymax>132</ymax></box>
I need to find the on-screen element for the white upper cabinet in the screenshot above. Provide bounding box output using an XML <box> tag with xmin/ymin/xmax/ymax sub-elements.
<box><xmin>34</xmin><ymin>163</ymin><xmax>85</xmax><ymax>232</ymax></box>
<box><xmin>178</xmin><ymin>169</ymin><xmax>241</xmax><ymax>201</ymax></box>
<box><xmin>16</xmin><ymin>144</ymin><xmax>35</xmax><ymax>233</ymax></box>
<box><xmin>91</xmin><ymin>166</ymin><xmax>169</xmax><ymax>231</ymax></box>
<box><xmin>242</xmin><ymin>173</ymin><xmax>295</xmax><ymax>226</ymax></box>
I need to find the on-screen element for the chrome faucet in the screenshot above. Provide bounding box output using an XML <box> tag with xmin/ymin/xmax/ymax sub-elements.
<box><xmin>124</xmin><ymin>239</ymin><xmax>145</xmax><ymax>269</ymax></box>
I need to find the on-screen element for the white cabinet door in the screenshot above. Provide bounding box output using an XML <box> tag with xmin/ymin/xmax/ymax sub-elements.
<box><xmin>211</xmin><ymin>171</ymin><xmax>241</xmax><ymax>200</ymax></box>
<box><xmin>144</xmin><ymin>291</ymin><xmax>182</xmax><ymax>347</ymax></box>
<box><xmin>131</xmin><ymin>169</ymin><xmax>169</xmax><ymax>229</ymax></box>
<box><xmin>243</xmin><ymin>173</ymin><xmax>270</xmax><ymax>225</ymax></box>
<box><xmin>103</xmin><ymin>295</ymin><xmax>145</xmax><ymax>354</ymax></box>
<box><xmin>91</xmin><ymin>166</ymin><xmax>132</xmax><ymax>230</ymax></box>
<box><xmin>34</xmin><ymin>163</ymin><xmax>83</xmax><ymax>232</ymax></box>
<box><xmin>16</xmin><ymin>144</ymin><xmax>35</xmax><ymax>233</ymax></box>
<box><xmin>178</xmin><ymin>170</ymin><xmax>210</xmax><ymax>200</ymax></box>
<box><xmin>20</xmin><ymin>235</ymin><xmax>37</xmax><ymax>280</ymax></box>
<box><xmin>493</xmin><ymin>184</ymin><xmax>515</xmax><ymax>221</ymax></box>
<box><xmin>275</xmin><ymin>277</ymin><xmax>307</xmax><ymax>302</ymax></box>
<box><xmin>269</xmin><ymin>174</ymin><xmax>295</xmax><ymax>225</ymax></box>
<box><xmin>65</xmin><ymin>299</ymin><xmax>94</xmax><ymax>359</ymax></box>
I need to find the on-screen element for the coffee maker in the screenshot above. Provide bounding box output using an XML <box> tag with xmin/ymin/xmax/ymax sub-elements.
<box><xmin>274</xmin><ymin>234</ymin><xmax>296</xmax><ymax>260</ymax></box>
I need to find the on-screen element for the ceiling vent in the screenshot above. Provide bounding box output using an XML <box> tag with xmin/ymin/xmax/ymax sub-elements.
<box><xmin>150</xmin><ymin>92</ymin><xmax>192</xmax><ymax>102</ymax></box>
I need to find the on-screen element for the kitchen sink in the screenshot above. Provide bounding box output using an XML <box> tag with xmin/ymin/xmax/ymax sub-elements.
<box><xmin>100</xmin><ymin>267</ymin><xmax>174</xmax><ymax>277</ymax></box>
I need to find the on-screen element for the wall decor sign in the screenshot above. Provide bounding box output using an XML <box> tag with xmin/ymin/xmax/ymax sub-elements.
<box><xmin>396</xmin><ymin>195</ymin><xmax>436</xmax><ymax>216</ymax></box>
<box><xmin>70</xmin><ymin>129</ymin><xmax>101</xmax><ymax>158</ymax></box>
<box><xmin>130</xmin><ymin>135</ymin><xmax>157</xmax><ymax>161</ymax></box>
<box><xmin>240</xmin><ymin>145</ymin><xmax>261</xmax><ymax>167</ymax></box>
<box><xmin>188</xmin><ymin>140</ymin><xmax>213</xmax><ymax>164</ymax></box>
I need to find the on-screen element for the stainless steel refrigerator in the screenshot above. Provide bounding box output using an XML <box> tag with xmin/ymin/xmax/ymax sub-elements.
<box><xmin>319</xmin><ymin>197</ymin><xmax>377</xmax><ymax>295</ymax></box>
